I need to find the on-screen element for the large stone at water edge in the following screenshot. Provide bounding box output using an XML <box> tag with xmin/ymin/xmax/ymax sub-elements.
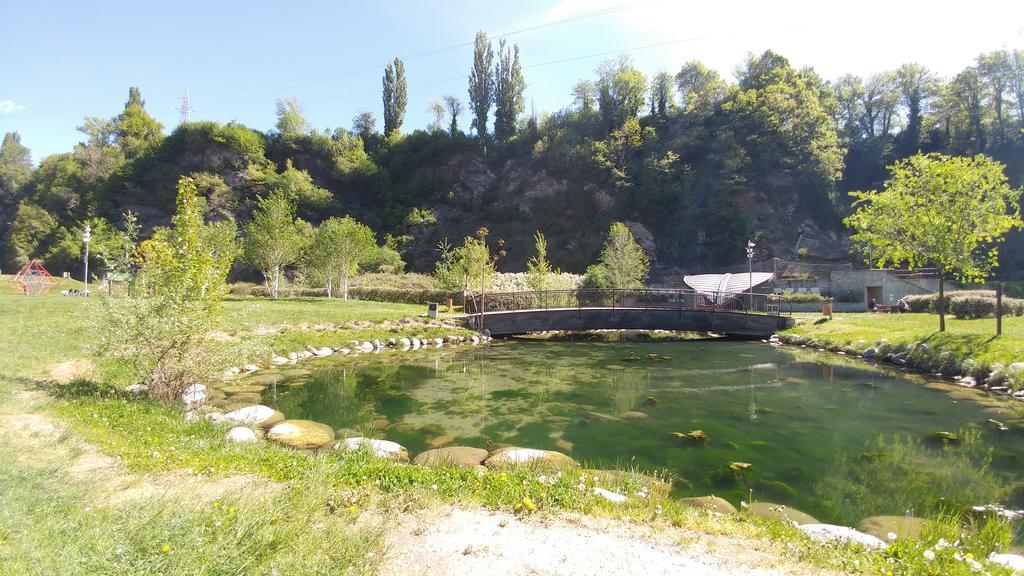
<box><xmin>680</xmin><ymin>496</ymin><xmax>738</xmax><ymax>515</ymax></box>
<box><xmin>799</xmin><ymin>524</ymin><xmax>888</xmax><ymax>550</ymax></box>
<box><xmin>222</xmin><ymin>405</ymin><xmax>284</xmax><ymax>429</ymax></box>
<box><xmin>588</xmin><ymin>469</ymin><xmax>672</xmax><ymax>498</ymax></box>
<box><xmin>413</xmin><ymin>446</ymin><xmax>489</xmax><ymax>468</ymax></box>
<box><xmin>856</xmin><ymin>516</ymin><xmax>925</xmax><ymax>540</ymax></box>
<box><xmin>267</xmin><ymin>420</ymin><xmax>335</xmax><ymax>450</ymax></box>
<box><xmin>747</xmin><ymin>502</ymin><xmax>819</xmax><ymax>525</ymax></box>
<box><xmin>484</xmin><ymin>447</ymin><xmax>578</xmax><ymax>470</ymax></box>
<box><xmin>337</xmin><ymin>437</ymin><xmax>409</xmax><ymax>462</ymax></box>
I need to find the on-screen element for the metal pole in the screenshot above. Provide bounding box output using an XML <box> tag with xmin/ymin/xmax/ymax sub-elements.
<box><xmin>479</xmin><ymin>256</ymin><xmax>485</xmax><ymax>335</ymax></box>
<box><xmin>82</xmin><ymin>225</ymin><xmax>91</xmax><ymax>295</ymax></box>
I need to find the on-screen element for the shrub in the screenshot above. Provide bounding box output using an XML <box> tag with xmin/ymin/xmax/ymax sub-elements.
<box><xmin>778</xmin><ymin>291</ymin><xmax>828</xmax><ymax>303</ymax></box>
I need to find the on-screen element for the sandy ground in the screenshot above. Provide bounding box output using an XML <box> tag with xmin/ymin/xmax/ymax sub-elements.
<box><xmin>381</xmin><ymin>506</ymin><xmax>826</xmax><ymax>576</ymax></box>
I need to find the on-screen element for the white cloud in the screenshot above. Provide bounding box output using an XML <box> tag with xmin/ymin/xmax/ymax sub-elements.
<box><xmin>0</xmin><ymin>100</ymin><xmax>25</xmax><ymax>114</ymax></box>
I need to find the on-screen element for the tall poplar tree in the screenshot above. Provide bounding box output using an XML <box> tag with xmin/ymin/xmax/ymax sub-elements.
<box><xmin>382</xmin><ymin>58</ymin><xmax>408</xmax><ymax>136</ymax></box>
<box><xmin>493</xmin><ymin>39</ymin><xmax>525</xmax><ymax>143</ymax></box>
<box><xmin>468</xmin><ymin>31</ymin><xmax>494</xmax><ymax>140</ymax></box>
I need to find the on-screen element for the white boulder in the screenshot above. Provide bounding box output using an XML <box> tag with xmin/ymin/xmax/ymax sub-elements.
<box><xmin>411</xmin><ymin>338</ymin><xmax>421</xmax><ymax>350</ymax></box>
<box><xmin>242</xmin><ymin>364</ymin><xmax>260</xmax><ymax>373</ymax></box>
<box><xmin>594</xmin><ymin>487</ymin><xmax>628</xmax><ymax>504</ymax></box>
<box><xmin>988</xmin><ymin>553</ymin><xmax>1024</xmax><ymax>571</ymax></box>
<box><xmin>798</xmin><ymin>524</ymin><xmax>888</xmax><ymax>550</ymax></box>
<box><xmin>311</xmin><ymin>347</ymin><xmax>333</xmax><ymax>357</ymax></box>
<box><xmin>270</xmin><ymin>355</ymin><xmax>289</xmax><ymax>366</ymax></box>
<box><xmin>222</xmin><ymin>405</ymin><xmax>284</xmax><ymax>428</ymax></box>
<box><xmin>181</xmin><ymin>383</ymin><xmax>207</xmax><ymax>406</ymax></box>
<box><xmin>226</xmin><ymin>427</ymin><xmax>258</xmax><ymax>443</ymax></box>
<box><xmin>399</xmin><ymin>337</ymin><xmax>411</xmax><ymax>349</ymax></box>
<box><xmin>337</xmin><ymin>437</ymin><xmax>409</xmax><ymax>462</ymax></box>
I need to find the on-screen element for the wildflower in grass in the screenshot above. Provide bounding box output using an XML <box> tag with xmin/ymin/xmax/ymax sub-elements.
<box><xmin>228</xmin><ymin>506</ymin><xmax>236</xmax><ymax>514</ymax></box>
<box><xmin>923</xmin><ymin>549</ymin><xmax>935</xmax><ymax>561</ymax></box>
<box><xmin>348</xmin><ymin>505</ymin><xmax>357</xmax><ymax>513</ymax></box>
<box><xmin>522</xmin><ymin>496</ymin><xmax>536</xmax><ymax>511</ymax></box>
<box><xmin>161</xmin><ymin>544</ymin><xmax>171</xmax><ymax>554</ymax></box>
<box><xmin>212</xmin><ymin>501</ymin><xmax>221</xmax><ymax>508</ymax></box>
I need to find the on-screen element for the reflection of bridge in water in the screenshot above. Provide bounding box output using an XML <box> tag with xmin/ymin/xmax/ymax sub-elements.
<box><xmin>464</xmin><ymin>289</ymin><xmax>794</xmax><ymax>338</ymax></box>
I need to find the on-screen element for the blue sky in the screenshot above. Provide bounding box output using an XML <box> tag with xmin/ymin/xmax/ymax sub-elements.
<box><xmin>2</xmin><ymin>0</ymin><xmax>1022</xmax><ymax>162</ymax></box>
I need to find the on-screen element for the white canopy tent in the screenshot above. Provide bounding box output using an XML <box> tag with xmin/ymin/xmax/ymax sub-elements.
<box><xmin>683</xmin><ymin>273</ymin><xmax>775</xmax><ymax>304</ymax></box>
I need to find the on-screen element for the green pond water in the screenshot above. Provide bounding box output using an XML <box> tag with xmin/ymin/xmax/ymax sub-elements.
<box><xmin>241</xmin><ymin>340</ymin><xmax>1024</xmax><ymax>526</ymax></box>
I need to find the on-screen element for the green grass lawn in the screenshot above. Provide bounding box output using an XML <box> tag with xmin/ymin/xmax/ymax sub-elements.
<box><xmin>0</xmin><ymin>286</ymin><xmax>1017</xmax><ymax>575</ymax></box>
<box><xmin>786</xmin><ymin>311</ymin><xmax>1024</xmax><ymax>367</ymax></box>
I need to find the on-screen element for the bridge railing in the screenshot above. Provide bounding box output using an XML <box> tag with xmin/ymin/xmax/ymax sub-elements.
<box><xmin>464</xmin><ymin>288</ymin><xmax>785</xmax><ymax>316</ymax></box>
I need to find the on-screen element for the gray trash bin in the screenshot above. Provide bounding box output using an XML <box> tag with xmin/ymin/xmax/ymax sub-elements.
<box><xmin>427</xmin><ymin>302</ymin><xmax>438</xmax><ymax>319</ymax></box>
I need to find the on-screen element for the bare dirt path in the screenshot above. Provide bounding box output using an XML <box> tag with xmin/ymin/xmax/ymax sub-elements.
<box><xmin>381</xmin><ymin>505</ymin><xmax>831</xmax><ymax>576</ymax></box>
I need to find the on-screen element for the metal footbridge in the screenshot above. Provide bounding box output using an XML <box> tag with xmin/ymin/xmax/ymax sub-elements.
<box><xmin>463</xmin><ymin>289</ymin><xmax>793</xmax><ymax>338</ymax></box>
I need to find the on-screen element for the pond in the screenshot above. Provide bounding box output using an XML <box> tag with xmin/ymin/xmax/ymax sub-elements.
<box><xmin>239</xmin><ymin>340</ymin><xmax>1024</xmax><ymax>527</ymax></box>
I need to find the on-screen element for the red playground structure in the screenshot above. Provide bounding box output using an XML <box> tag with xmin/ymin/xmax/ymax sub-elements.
<box><xmin>8</xmin><ymin>259</ymin><xmax>60</xmax><ymax>295</ymax></box>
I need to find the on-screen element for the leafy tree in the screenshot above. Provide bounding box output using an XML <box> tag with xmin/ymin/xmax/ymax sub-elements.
<box><xmin>427</xmin><ymin>98</ymin><xmax>446</xmax><ymax>133</ymax></box>
<box><xmin>977</xmin><ymin>51</ymin><xmax>1013</xmax><ymax>145</ymax></box>
<box><xmin>587</xmin><ymin>222</ymin><xmax>649</xmax><ymax>289</ymax></box>
<box><xmin>468</xmin><ymin>31</ymin><xmax>495</xmax><ymax>140</ymax></box>
<box><xmin>858</xmin><ymin>71</ymin><xmax>900</xmax><ymax>138</ymax></box>
<box><xmin>433</xmin><ymin>233</ymin><xmax>497</xmax><ymax>294</ymax></box>
<box><xmin>275</xmin><ymin>97</ymin><xmax>308</xmax><ymax>137</ymax></box>
<box><xmin>99</xmin><ymin>176</ymin><xmax>241</xmax><ymax>400</ymax></box>
<box><xmin>649</xmin><ymin>72</ymin><xmax>675</xmax><ymax>117</ymax></box>
<box><xmin>242</xmin><ymin>192</ymin><xmax>308</xmax><ymax>298</ymax></box>
<box><xmin>571</xmin><ymin>80</ymin><xmax>597</xmax><ymax>112</ymax></box>
<box><xmin>135</xmin><ymin>177</ymin><xmax>236</xmax><ymax>302</ymax></box>
<box><xmin>846</xmin><ymin>153</ymin><xmax>1023</xmax><ymax>331</ymax></box>
<box><xmin>493</xmin><ymin>39</ymin><xmax>525</xmax><ymax>143</ymax></box>
<box><xmin>352</xmin><ymin>110</ymin><xmax>377</xmax><ymax>141</ymax></box>
<box><xmin>1010</xmin><ymin>50</ymin><xmax>1024</xmax><ymax>135</ymax></box>
<box><xmin>74</xmin><ymin>117</ymin><xmax>123</xmax><ymax>184</ymax></box>
<box><xmin>191</xmin><ymin>171</ymin><xmax>235</xmax><ymax>220</ymax></box>
<box><xmin>305</xmin><ymin>216</ymin><xmax>376</xmax><ymax>300</ymax></box>
<box><xmin>0</xmin><ymin>132</ymin><xmax>32</xmax><ymax>202</ymax></box>
<box><xmin>895</xmin><ymin>63</ymin><xmax>939</xmax><ymax>152</ymax></box>
<box><xmin>832</xmin><ymin>74</ymin><xmax>866</xmax><ymax>142</ymax></box>
<box><xmin>443</xmin><ymin>95</ymin><xmax>463</xmax><ymax>136</ymax></box>
<box><xmin>595</xmin><ymin>55</ymin><xmax>647</xmax><ymax>132</ymax></box>
<box><xmin>943</xmin><ymin>68</ymin><xmax>988</xmax><ymax>153</ymax></box>
<box><xmin>4</xmin><ymin>201</ymin><xmax>57</xmax><ymax>267</ymax></box>
<box><xmin>382</xmin><ymin>58</ymin><xmax>408</xmax><ymax>135</ymax></box>
<box><xmin>270</xmin><ymin>160</ymin><xmax>332</xmax><ymax>213</ymax></box>
<box><xmin>22</xmin><ymin>153</ymin><xmax>85</xmax><ymax>218</ymax></box>
<box><xmin>675</xmin><ymin>61</ymin><xmax>727</xmax><ymax>116</ymax></box>
<box><xmin>526</xmin><ymin>231</ymin><xmax>554</xmax><ymax>291</ymax></box>
<box><xmin>113</xmin><ymin>87</ymin><xmax>163</xmax><ymax>159</ymax></box>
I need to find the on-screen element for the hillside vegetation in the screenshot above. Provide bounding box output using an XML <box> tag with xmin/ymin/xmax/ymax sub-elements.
<box><xmin>2</xmin><ymin>47</ymin><xmax>1023</xmax><ymax>279</ymax></box>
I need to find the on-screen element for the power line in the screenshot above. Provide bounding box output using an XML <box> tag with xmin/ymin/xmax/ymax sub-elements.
<box><xmin>202</xmin><ymin>3</ymin><xmax>639</xmax><ymax>103</ymax></box>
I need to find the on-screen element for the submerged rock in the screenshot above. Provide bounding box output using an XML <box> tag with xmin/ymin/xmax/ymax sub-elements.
<box><xmin>267</xmin><ymin>420</ymin><xmax>336</xmax><ymax>450</ymax></box>
<box><xmin>588</xmin><ymin>469</ymin><xmax>671</xmax><ymax>497</ymax></box>
<box><xmin>413</xmin><ymin>446</ymin><xmax>489</xmax><ymax>468</ymax></box>
<box><xmin>622</xmin><ymin>411</ymin><xmax>649</xmax><ymax>420</ymax></box>
<box><xmin>337</xmin><ymin>437</ymin><xmax>409</xmax><ymax>462</ymax></box>
<box><xmin>680</xmin><ymin>496</ymin><xmax>738</xmax><ymax>515</ymax></box>
<box><xmin>583</xmin><ymin>411</ymin><xmax>622</xmax><ymax>423</ymax></box>
<box><xmin>927</xmin><ymin>431</ymin><xmax>960</xmax><ymax>444</ymax></box>
<box><xmin>856</xmin><ymin>516</ymin><xmax>925</xmax><ymax>540</ymax></box>
<box><xmin>484</xmin><ymin>447</ymin><xmax>578</xmax><ymax>470</ymax></box>
<box><xmin>798</xmin><ymin>524</ymin><xmax>888</xmax><ymax>550</ymax></box>
<box><xmin>222</xmin><ymin>405</ymin><xmax>284</xmax><ymax>429</ymax></box>
<box><xmin>673</xmin><ymin>430</ymin><xmax>708</xmax><ymax>443</ymax></box>
<box><xmin>746</xmin><ymin>502</ymin><xmax>819</xmax><ymax>525</ymax></box>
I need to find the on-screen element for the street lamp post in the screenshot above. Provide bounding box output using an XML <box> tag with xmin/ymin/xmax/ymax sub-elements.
<box><xmin>83</xmin><ymin>225</ymin><xmax>92</xmax><ymax>295</ymax></box>
<box><xmin>746</xmin><ymin>240</ymin><xmax>755</xmax><ymax>310</ymax></box>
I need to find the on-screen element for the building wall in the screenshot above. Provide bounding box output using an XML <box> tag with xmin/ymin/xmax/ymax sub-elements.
<box><xmin>829</xmin><ymin>270</ymin><xmax>938</xmax><ymax>306</ymax></box>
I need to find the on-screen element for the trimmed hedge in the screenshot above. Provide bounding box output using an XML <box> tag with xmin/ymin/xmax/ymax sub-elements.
<box><xmin>901</xmin><ymin>290</ymin><xmax>1024</xmax><ymax>318</ymax></box>
<box><xmin>778</xmin><ymin>292</ymin><xmax>829</xmax><ymax>303</ymax></box>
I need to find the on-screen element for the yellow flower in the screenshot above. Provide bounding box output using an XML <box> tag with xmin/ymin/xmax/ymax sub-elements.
<box><xmin>161</xmin><ymin>544</ymin><xmax>171</xmax><ymax>554</ymax></box>
<box><xmin>212</xmin><ymin>501</ymin><xmax>221</xmax><ymax>508</ymax></box>
<box><xmin>522</xmin><ymin>496</ymin><xmax>537</xmax><ymax>511</ymax></box>
<box><xmin>228</xmin><ymin>506</ymin><xmax>236</xmax><ymax>514</ymax></box>
<box><xmin>965</xmin><ymin>552</ymin><xmax>974</xmax><ymax>559</ymax></box>
<box><xmin>348</xmin><ymin>505</ymin><xmax>357</xmax><ymax>513</ymax></box>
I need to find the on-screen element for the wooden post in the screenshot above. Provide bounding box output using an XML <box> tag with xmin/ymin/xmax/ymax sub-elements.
<box><xmin>996</xmin><ymin>282</ymin><xmax>1003</xmax><ymax>337</ymax></box>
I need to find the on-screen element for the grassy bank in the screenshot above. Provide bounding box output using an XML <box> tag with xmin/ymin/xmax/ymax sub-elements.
<box><xmin>0</xmin><ymin>288</ymin><xmax>1018</xmax><ymax>574</ymax></box>
<box><xmin>783</xmin><ymin>312</ymin><xmax>1024</xmax><ymax>393</ymax></box>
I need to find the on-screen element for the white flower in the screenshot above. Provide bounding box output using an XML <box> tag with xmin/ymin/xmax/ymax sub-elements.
<box><xmin>935</xmin><ymin>538</ymin><xmax>949</xmax><ymax>550</ymax></box>
<box><xmin>538</xmin><ymin>475</ymin><xmax>548</xmax><ymax>484</ymax></box>
<box><xmin>887</xmin><ymin>532</ymin><xmax>897</xmax><ymax>541</ymax></box>
<box><xmin>923</xmin><ymin>550</ymin><xmax>935</xmax><ymax>561</ymax></box>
